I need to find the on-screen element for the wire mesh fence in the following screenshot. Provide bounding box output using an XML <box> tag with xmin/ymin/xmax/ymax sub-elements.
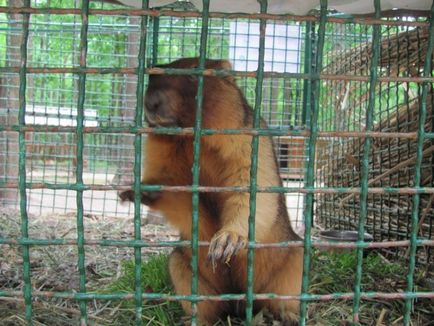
<box><xmin>0</xmin><ymin>0</ymin><xmax>434</xmax><ymax>325</ymax></box>
<box><xmin>0</xmin><ymin>1</ymin><xmax>307</xmax><ymax>225</ymax></box>
<box><xmin>316</xmin><ymin>22</ymin><xmax>434</xmax><ymax>266</ymax></box>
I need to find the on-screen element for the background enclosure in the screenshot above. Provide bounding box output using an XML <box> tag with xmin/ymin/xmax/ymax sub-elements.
<box><xmin>0</xmin><ymin>0</ymin><xmax>433</xmax><ymax>325</ymax></box>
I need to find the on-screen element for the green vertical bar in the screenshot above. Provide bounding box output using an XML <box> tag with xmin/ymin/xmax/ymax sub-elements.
<box><xmin>299</xmin><ymin>1</ymin><xmax>327</xmax><ymax>325</ymax></box>
<box><xmin>17</xmin><ymin>0</ymin><xmax>32</xmax><ymax>324</ymax></box>
<box><xmin>301</xmin><ymin>21</ymin><xmax>314</xmax><ymax>126</ymax></box>
<box><xmin>404</xmin><ymin>2</ymin><xmax>434</xmax><ymax>325</ymax></box>
<box><xmin>245</xmin><ymin>1</ymin><xmax>267</xmax><ymax>325</ymax></box>
<box><xmin>151</xmin><ymin>16</ymin><xmax>159</xmax><ymax>66</ymax></box>
<box><xmin>352</xmin><ymin>1</ymin><xmax>381</xmax><ymax>323</ymax></box>
<box><xmin>302</xmin><ymin>21</ymin><xmax>314</xmax><ymax>228</ymax></box>
<box><xmin>190</xmin><ymin>1</ymin><xmax>209</xmax><ymax>324</ymax></box>
<box><xmin>76</xmin><ymin>0</ymin><xmax>90</xmax><ymax>324</ymax></box>
<box><xmin>133</xmin><ymin>1</ymin><xmax>149</xmax><ymax>325</ymax></box>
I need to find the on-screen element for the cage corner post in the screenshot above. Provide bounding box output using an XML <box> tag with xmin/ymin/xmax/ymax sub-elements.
<box><xmin>0</xmin><ymin>0</ymin><xmax>23</xmax><ymax>207</ymax></box>
<box><xmin>76</xmin><ymin>0</ymin><xmax>91</xmax><ymax>324</ymax></box>
<box><xmin>242</xmin><ymin>0</ymin><xmax>269</xmax><ymax>325</ymax></box>
<box><xmin>299</xmin><ymin>0</ymin><xmax>328</xmax><ymax>325</ymax></box>
<box><xmin>16</xmin><ymin>0</ymin><xmax>33</xmax><ymax>324</ymax></box>
<box><xmin>351</xmin><ymin>0</ymin><xmax>382</xmax><ymax>323</ymax></box>
<box><xmin>301</xmin><ymin>17</ymin><xmax>315</xmax><ymax>231</ymax></box>
<box><xmin>189</xmin><ymin>0</ymin><xmax>211</xmax><ymax>324</ymax></box>
<box><xmin>403</xmin><ymin>1</ymin><xmax>434</xmax><ymax>325</ymax></box>
<box><xmin>131</xmin><ymin>0</ymin><xmax>150</xmax><ymax>325</ymax></box>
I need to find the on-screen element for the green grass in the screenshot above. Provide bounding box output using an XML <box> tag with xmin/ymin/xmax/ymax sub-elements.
<box><xmin>308</xmin><ymin>250</ymin><xmax>432</xmax><ymax>325</ymax></box>
<box><xmin>104</xmin><ymin>254</ymin><xmax>183</xmax><ymax>326</ymax></box>
<box><xmin>103</xmin><ymin>250</ymin><xmax>432</xmax><ymax>325</ymax></box>
<box><xmin>309</xmin><ymin>249</ymin><xmax>407</xmax><ymax>294</ymax></box>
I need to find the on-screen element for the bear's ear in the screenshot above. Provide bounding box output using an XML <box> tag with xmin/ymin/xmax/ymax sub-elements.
<box><xmin>164</xmin><ymin>58</ymin><xmax>235</xmax><ymax>82</ymax></box>
<box><xmin>216</xmin><ymin>59</ymin><xmax>232</xmax><ymax>70</ymax></box>
<box><xmin>207</xmin><ymin>59</ymin><xmax>234</xmax><ymax>82</ymax></box>
<box><xmin>204</xmin><ymin>59</ymin><xmax>232</xmax><ymax>70</ymax></box>
<box><xmin>157</xmin><ymin>57</ymin><xmax>198</xmax><ymax>69</ymax></box>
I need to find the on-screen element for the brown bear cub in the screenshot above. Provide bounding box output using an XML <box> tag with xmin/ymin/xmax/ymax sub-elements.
<box><xmin>119</xmin><ymin>58</ymin><xmax>303</xmax><ymax>325</ymax></box>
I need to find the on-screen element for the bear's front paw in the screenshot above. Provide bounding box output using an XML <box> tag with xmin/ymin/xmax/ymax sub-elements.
<box><xmin>207</xmin><ymin>230</ymin><xmax>247</xmax><ymax>270</ymax></box>
<box><xmin>118</xmin><ymin>189</ymin><xmax>160</xmax><ymax>205</ymax></box>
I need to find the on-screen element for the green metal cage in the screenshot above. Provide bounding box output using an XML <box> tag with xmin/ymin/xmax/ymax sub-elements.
<box><xmin>0</xmin><ymin>0</ymin><xmax>434</xmax><ymax>325</ymax></box>
<box><xmin>316</xmin><ymin>23</ymin><xmax>434</xmax><ymax>266</ymax></box>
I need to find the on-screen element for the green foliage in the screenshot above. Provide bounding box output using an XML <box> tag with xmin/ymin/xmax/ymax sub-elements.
<box><xmin>155</xmin><ymin>17</ymin><xmax>229</xmax><ymax>62</ymax></box>
<box><xmin>0</xmin><ymin>3</ymin><xmax>418</xmax><ymax>131</ymax></box>
<box><xmin>105</xmin><ymin>254</ymin><xmax>183</xmax><ymax>326</ymax></box>
<box><xmin>0</xmin><ymin>0</ymin><xmax>6</xmax><ymax>67</ymax></box>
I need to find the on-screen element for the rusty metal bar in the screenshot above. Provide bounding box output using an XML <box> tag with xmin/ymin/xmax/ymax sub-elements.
<box><xmin>1</xmin><ymin>237</ymin><xmax>434</xmax><ymax>249</ymax></box>
<box><xmin>0</xmin><ymin>125</ymin><xmax>424</xmax><ymax>139</ymax></box>
<box><xmin>2</xmin><ymin>66</ymin><xmax>434</xmax><ymax>83</ymax></box>
<box><xmin>2</xmin><ymin>182</ymin><xmax>434</xmax><ymax>195</ymax></box>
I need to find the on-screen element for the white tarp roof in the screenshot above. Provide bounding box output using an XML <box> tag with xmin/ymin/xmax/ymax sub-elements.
<box><xmin>115</xmin><ymin>0</ymin><xmax>432</xmax><ymax>15</ymax></box>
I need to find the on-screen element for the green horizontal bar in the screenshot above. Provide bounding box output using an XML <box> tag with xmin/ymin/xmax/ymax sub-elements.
<box><xmin>1</xmin><ymin>237</ymin><xmax>433</xmax><ymax>249</ymax></box>
<box><xmin>0</xmin><ymin>6</ymin><xmax>430</xmax><ymax>27</ymax></box>
<box><xmin>0</xmin><ymin>290</ymin><xmax>432</xmax><ymax>302</ymax></box>
<box><xmin>0</xmin><ymin>238</ymin><xmax>191</xmax><ymax>247</ymax></box>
